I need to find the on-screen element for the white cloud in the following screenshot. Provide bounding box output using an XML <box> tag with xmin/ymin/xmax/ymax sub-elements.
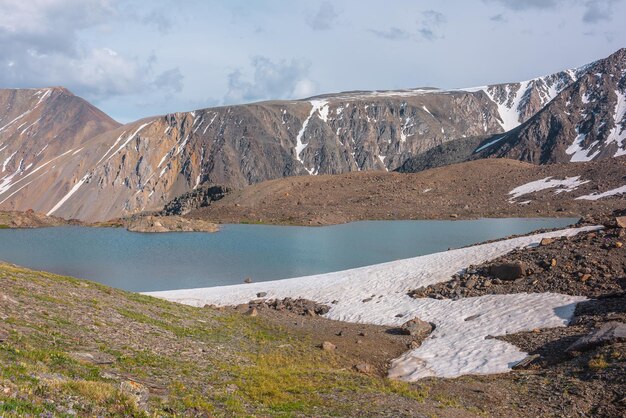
<box><xmin>0</xmin><ymin>0</ymin><xmax>183</xmax><ymax>100</ymax></box>
<box><xmin>306</xmin><ymin>1</ymin><xmax>339</xmax><ymax>31</ymax></box>
<box><xmin>418</xmin><ymin>10</ymin><xmax>447</xmax><ymax>41</ymax></box>
<box><xmin>582</xmin><ymin>0</ymin><xmax>620</xmax><ymax>23</ymax></box>
<box><xmin>224</xmin><ymin>56</ymin><xmax>316</xmax><ymax>104</ymax></box>
<box><xmin>369</xmin><ymin>27</ymin><xmax>412</xmax><ymax>41</ymax></box>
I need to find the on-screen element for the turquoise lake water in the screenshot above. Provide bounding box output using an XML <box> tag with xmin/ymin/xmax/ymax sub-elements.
<box><xmin>0</xmin><ymin>218</ymin><xmax>577</xmax><ymax>292</ymax></box>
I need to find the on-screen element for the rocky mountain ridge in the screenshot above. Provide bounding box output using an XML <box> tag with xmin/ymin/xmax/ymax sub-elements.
<box><xmin>0</xmin><ymin>50</ymin><xmax>623</xmax><ymax>221</ymax></box>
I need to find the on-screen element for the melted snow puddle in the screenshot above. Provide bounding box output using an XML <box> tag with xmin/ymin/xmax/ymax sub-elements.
<box><xmin>147</xmin><ymin>226</ymin><xmax>599</xmax><ymax>381</ymax></box>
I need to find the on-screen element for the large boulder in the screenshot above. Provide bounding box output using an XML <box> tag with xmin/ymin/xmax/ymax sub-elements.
<box><xmin>400</xmin><ymin>317</ymin><xmax>434</xmax><ymax>338</ymax></box>
<box><xmin>566</xmin><ymin>322</ymin><xmax>626</xmax><ymax>352</ymax></box>
<box><xmin>489</xmin><ymin>261</ymin><xmax>526</xmax><ymax>281</ymax></box>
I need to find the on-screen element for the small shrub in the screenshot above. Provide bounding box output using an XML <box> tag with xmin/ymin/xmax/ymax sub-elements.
<box><xmin>588</xmin><ymin>354</ymin><xmax>609</xmax><ymax>370</ymax></box>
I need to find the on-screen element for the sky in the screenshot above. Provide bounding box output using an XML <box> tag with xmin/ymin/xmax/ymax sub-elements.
<box><xmin>0</xmin><ymin>0</ymin><xmax>624</xmax><ymax>123</ymax></box>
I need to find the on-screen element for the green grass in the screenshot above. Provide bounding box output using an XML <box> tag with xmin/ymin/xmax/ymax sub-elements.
<box><xmin>0</xmin><ymin>262</ymin><xmax>435</xmax><ymax>416</ymax></box>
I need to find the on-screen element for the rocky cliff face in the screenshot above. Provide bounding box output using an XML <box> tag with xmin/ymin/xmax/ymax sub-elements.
<box><xmin>0</xmin><ymin>87</ymin><xmax>120</xmax><ymax>204</ymax></box>
<box><xmin>0</xmin><ymin>50</ymin><xmax>622</xmax><ymax>222</ymax></box>
<box><xmin>475</xmin><ymin>48</ymin><xmax>626</xmax><ymax>163</ymax></box>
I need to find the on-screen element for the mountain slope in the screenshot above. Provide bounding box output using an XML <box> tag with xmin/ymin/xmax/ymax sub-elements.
<box><xmin>0</xmin><ymin>87</ymin><xmax>120</xmax><ymax>210</ymax></box>
<box><xmin>2</xmin><ymin>50</ymin><xmax>623</xmax><ymax>221</ymax></box>
<box><xmin>185</xmin><ymin>157</ymin><xmax>626</xmax><ymax>226</ymax></box>
<box><xmin>475</xmin><ymin>48</ymin><xmax>626</xmax><ymax>163</ymax></box>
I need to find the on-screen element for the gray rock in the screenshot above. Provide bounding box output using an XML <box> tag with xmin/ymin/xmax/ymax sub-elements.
<box><xmin>566</xmin><ymin>321</ymin><xmax>626</xmax><ymax>352</ymax></box>
<box><xmin>400</xmin><ymin>317</ymin><xmax>434</xmax><ymax>337</ymax></box>
<box><xmin>490</xmin><ymin>262</ymin><xmax>526</xmax><ymax>281</ymax></box>
<box><xmin>256</xmin><ymin>292</ymin><xmax>267</xmax><ymax>298</ymax></box>
<box><xmin>512</xmin><ymin>354</ymin><xmax>541</xmax><ymax>369</ymax></box>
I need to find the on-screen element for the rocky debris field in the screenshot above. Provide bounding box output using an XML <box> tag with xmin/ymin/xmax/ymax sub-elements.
<box><xmin>122</xmin><ymin>215</ymin><xmax>219</xmax><ymax>233</ymax></box>
<box><xmin>409</xmin><ymin>212</ymin><xmax>626</xmax><ymax>417</ymax></box>
<box><xmin>409</xmin><ymin>215</ymin><xmax>626</xmax><ymax>300</ymax></box>
<box><xmin>187</xmin><ymin>157</ymin><xmax>626</xmax><ymax>226</ymax></box>
<box><xmin>240</xmin><ymin>297</ymin><xmax>331</xmax><ymax>317</ymax></box>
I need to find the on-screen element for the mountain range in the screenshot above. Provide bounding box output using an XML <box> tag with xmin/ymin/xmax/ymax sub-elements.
<box><xmin>0</xmin><ymin>48</ymin><xmax>624</xmax><ymax>222</ymax></box>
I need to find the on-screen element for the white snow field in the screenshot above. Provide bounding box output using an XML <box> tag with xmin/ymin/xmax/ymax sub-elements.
<box><xmin>147</xmin><ymin>226</ymin><xmax>599</xmax><ymax>381</ymax></box>
<box><xmin>576</xmin><ymin>183</ymin><xmax>626</xmax><ymax>200</ymax></box>
<box><xmin>508</xmin><ymin>176</ymin><xmax>589</xmax><ymax>202</ymax></box>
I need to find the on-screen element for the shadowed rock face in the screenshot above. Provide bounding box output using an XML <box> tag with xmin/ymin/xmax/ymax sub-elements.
<box><xmin>475</xmin><ymin>48</ymin><xmax>626</xmax><ymax>164</ymax></box>
<box><xmin>0</xmin><ymin>50</ymin><xmax>624</xmax><ymax>222</ymax></box>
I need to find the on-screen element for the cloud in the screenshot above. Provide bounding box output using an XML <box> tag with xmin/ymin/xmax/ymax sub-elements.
<box><xmin>486</xmin><ymin>0</ymin><xmax>622</xmax><ymax>23</ymax></box>
<box><xmin>490</xmin><ymin>13</ymin><xmax>507</xmax><ymax>22</ymax></box>
<box><xmin>582</xmin><ymin>0</ymin><xmax>619</xmax><ymax>23</ymax></box>
<box><xmin>224</xmin><ymin>56</ymin><xmax>316</xmax><ymax>104</ymax></box>
<box><xmin>152</xmin><ymin>68</ymin><xmax>184</xmax><ymax>94</ymax></box>
<box><xmin>368</xmin><ymin>27</ymin><xmax>412</xmax><ymax>41</ymax></box>
<box><xmin>140</xmin><ymin>8</ymin><xmax>173</xmax><ymax>33</ymax></box>
<box><xmin>306</xmin><ymin>1</ymin><xmax>339</xmax><ymax>31</ymax></box>
<box><xmin>484</xmin><ymin>0</ymin><xmax>561</xmax><ymax>10</ymax></box>
<box><xmin>0</xmin><ymin>0</ymin><xmax>184</xmax><ymax>100</ymax></box>
<box><xmin>418</xmin><ymin>10</ymin><xmax>446</xmax><ymax>41</ymax></box>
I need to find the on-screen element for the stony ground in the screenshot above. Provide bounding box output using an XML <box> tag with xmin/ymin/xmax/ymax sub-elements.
<box><xmin>186</xmin><ymin>158</ymin><xmax>626</xmax><ymax>226</ymax></box>
<box><xmin>3</xmin><ymin>258</ymin><xmax>624</xmax><ymax>417</ymax></box>
<box><xmin>0</xmin><ymin>210</ymin><xmax>77</xmax><ymax>229</ymax></box>
<box><xmin>0</xmin><ymin>263</ymin><xmax>494</xmax><ymax>417</ymax></box>
<box><xmin>409</xmin><ymin>216</ymin><xmax>626</xmax><ymax>417</ymax></box>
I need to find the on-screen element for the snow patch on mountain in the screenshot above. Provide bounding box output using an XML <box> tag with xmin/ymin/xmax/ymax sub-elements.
<box><xmin>609</xmin><ymin>89</ymin><xmax>626</xmax><ymax>156</ymax></box>
<box><xmin>576</xmin><ymin>184</ymin><xmax>626</xmax><ymax>200</ymax></box>
<box><xmin>295</xmin><ymin>99</ymin><xmax>328</xmax><ymax>175</ymax></box>
<box><xmin>566</xmin><ymin>129</ymin><xmax>601</xmax><ymax>162</ymax></box>
<box><xmin>475</xmin><ymin>135</ymin><xmax>507</xmax><ymax>153</ymax></box>
<box><xmin>47</xmin><ymin>173</ymin><xmax>91</xmax><ymax>216</ymax></box>
<box><xmin>508</xmin><ymin>176</ymin><xmax>589</xmax><ymax>202</ymax></box>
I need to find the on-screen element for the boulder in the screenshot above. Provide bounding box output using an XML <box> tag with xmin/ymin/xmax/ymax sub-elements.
<box><xmin>615</xmin><ymin>216</ymin><xmax>626</xmax><ymax>228</ymax></box>
<box><xmin>566</xmin><ymin>322</ymin><xmax>626</xmax><ymax>352</ymax></box>
<box><xmin>511</xmin><ymin>354</ymin><xmax>540</xmax><ymax>370</ymax></box>
<box><xmin>400</xmin><ymin>317</ymin><xmax>434</xmax><ymax>337</ymax></box>
<box><xmin>354</xmin><ymin>363</ymin><xmax>373</xmax><ymax>374</ymax></box>
<box><xmin>490</xmin><ymin>262</ymin><xmax>525</xmax><ymax>281</ymax></box>
<box><xmin>321</xmin><ymin>341</ymin><xmax>336</xmax><ymax>351</ymax></box>
<box><xmin>256</xmin><ymin>292</ymin><xmax>267</xmax><ymax>298</ymax></box>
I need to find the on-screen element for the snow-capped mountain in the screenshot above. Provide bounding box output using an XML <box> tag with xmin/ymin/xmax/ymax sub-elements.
<box><xmin>474</xmin><ymin>48</ymin><xmax>626</xmax><ymax>163</ymax></box>
<box><xmin>0</xmin><ymin>49</ymin><xmax>623</xmax><ymax>221</ymax></box>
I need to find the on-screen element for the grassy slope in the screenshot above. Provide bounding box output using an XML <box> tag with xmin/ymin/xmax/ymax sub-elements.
<box><xmin>0</xmin><ymin>263</ymin><xmax>458</xmax><ymax>417</ymax></box>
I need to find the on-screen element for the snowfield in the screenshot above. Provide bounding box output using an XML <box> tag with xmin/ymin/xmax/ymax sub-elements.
<box><xmin>508</xmin><ymin>176</ymin><xmax>589</xmax><ymax>202</ymax></box>
<box><xmin>147</xmin><ymin>225</ymin><xmax>599</xmax><ymax>381</ymax></box>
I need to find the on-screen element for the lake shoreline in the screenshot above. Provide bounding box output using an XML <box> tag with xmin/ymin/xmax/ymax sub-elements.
<box><xmin>0</xmin><ymin>218</ymin><xmax>578</xmax><ymax>292</ymax></box>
